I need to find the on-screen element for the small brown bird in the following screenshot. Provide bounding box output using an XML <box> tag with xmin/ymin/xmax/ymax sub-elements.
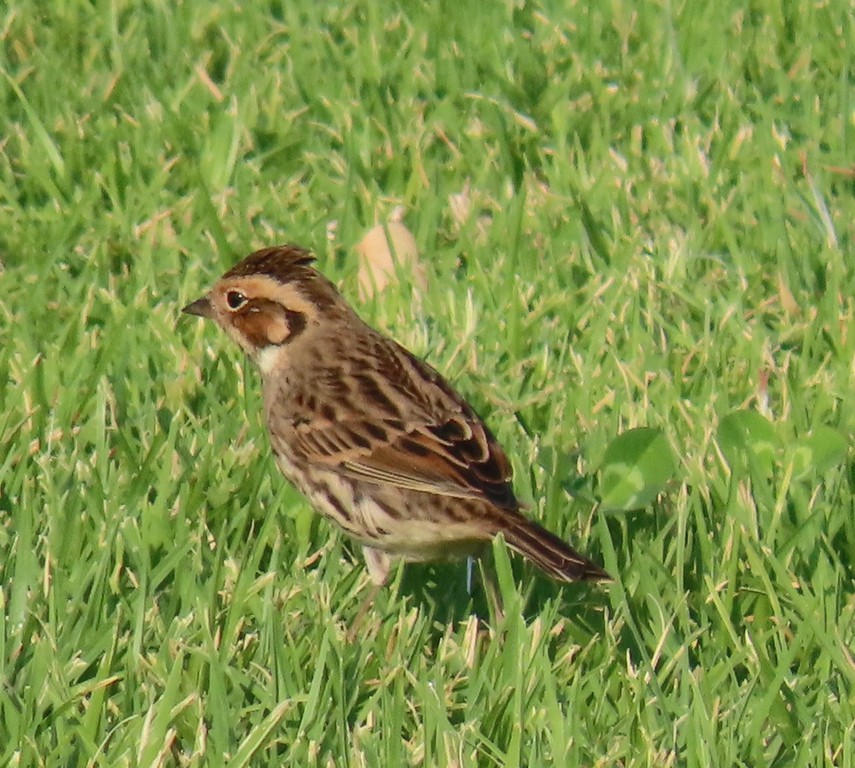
<box><xmin>183</xmin><ymin>245</ymin><xmax>608</xmax><ymax>591</ymax></box>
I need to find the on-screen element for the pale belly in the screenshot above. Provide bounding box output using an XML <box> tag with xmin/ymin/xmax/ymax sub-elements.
<box><xmin>271</xmin><ymin>449</ymin><xmax>490</xmax><ymax>562</ymax></box>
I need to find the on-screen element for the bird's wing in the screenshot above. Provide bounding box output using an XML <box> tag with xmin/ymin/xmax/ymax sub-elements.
<box><xmin>287</xmin><ymin>334</ymin><xmax>519</xmax><ymax>509</ymax></box>
<box><xmin>292</xmin><ymin>415</ymin><xmax>519</xmax><ymax>510</ymax></box>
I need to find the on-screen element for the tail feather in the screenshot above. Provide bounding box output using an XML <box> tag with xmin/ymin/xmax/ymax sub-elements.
<box><xmin>498</xmin><ymin>514</ymin><xmax>610</xmax><ymax>583</ymax></box>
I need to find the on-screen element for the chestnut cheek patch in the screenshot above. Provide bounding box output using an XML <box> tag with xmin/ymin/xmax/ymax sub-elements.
<box><xmin>237</xmin><ymin>300</ymin><xmax>307</xmax><ymax>347</ymax></box>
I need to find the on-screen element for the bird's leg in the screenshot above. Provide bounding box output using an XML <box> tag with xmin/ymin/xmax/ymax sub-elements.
<box><xmin>363</xmin><ymin>546</ymin><xmax>392</xmax><ymax>586</ymax></box>
<box><xmin>466</xmin><ymin>556</ymin><xmax>476</xmax><ymax>595</ymax></box>
<box><xmin>347</xmin><ymin>546</ymin><xmax>391</xmax><ymax>641</ymax></box>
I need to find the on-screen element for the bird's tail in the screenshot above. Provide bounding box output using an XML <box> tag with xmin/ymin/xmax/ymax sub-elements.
<box><xmin>498</xmin><ymin>514</ymin><xmax>610</xmax><ymax>583</ymax></box>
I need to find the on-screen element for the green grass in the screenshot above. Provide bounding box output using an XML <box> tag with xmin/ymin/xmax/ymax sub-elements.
<box><xmin>1</xmin><ymin>0</ymin><xmax>853</xmax><ymax>765</ymax></box>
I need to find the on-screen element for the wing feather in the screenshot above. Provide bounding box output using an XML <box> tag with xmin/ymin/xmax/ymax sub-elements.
<box><xmin>286</xmin><ymin>335</ymin><xmax>519</xmax><ymax>510</ymax></box>
<box><xmin>293</xmin><ymin>415</ymin><xmax>518</xmax><ymax>509</ymax></box>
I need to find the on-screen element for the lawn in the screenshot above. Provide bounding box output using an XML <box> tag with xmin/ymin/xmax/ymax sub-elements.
<box><xmin>1</xmin><ymin>0</ymin><xmax>853</xmax><ymax>765</ymax></box>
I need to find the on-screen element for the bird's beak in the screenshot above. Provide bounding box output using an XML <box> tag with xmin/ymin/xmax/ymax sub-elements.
<box><xmin>182</xmin><ymin>296</ymin><xmax>215</xmax><ymax>319</ymax></box>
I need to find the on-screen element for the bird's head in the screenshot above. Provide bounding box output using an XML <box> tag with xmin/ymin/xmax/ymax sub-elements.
<box><xmin>182</xmin><ymin>244</ymin><xmax>346</xmax><ymax>371</ymax></box>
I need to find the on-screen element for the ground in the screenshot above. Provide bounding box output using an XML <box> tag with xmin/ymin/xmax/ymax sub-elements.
<box><xmin>0</xmin><ymin>1</ymin><xmax>853</xmax><ymax>765</ymax></box>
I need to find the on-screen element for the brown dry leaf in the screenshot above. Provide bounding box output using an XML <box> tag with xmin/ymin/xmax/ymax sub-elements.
<box><xmin>355</xmin><ymin>220</ymin><xmax>427</xmax><ymax>301</ymax></box>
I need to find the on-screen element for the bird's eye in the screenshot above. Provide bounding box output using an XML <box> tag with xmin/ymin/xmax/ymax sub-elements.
<box><xmin>225</xmin><ymin>290</ymin><xmax>247</xmax><ymax>310</ymax></box>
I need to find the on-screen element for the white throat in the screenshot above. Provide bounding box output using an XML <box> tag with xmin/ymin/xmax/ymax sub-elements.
<box><xmin>257</xmin><ymin>345</ymin><xmax>282</xmax><ymax>374</ymax></box>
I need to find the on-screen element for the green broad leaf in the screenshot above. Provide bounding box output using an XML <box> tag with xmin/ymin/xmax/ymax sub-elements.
<box><xmin>561</xmin><ymin>473</ymin><xmax>598</xmax><ymax>504</ymax></box>
<box><xmin>792</xmin><ymin>426</ymin><xmax>848</xmax><ymax>478</ymax></box>
<box><xmin>596</xmin><ymin>428</ymin><xmax>677</xmax><ymax>511</ymax></box>
<box><xmin>718</xmin><ymin>410</ymin><xmax>778</xmax><ymax>477</ymax></box>
<box><xmin>539</xmin><ymin>445</ymin><xmax>598</xmax><ymax>503</ymax></box>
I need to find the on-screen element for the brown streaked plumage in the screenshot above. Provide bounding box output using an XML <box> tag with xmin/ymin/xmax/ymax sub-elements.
<box><xmin>183</xmin><ymin>244</ymin><xmax>609</xmax><ymax>588</ymax></box>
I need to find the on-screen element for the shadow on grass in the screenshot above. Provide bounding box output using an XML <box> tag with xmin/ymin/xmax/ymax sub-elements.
<box><xmin>375</xmin><ymin>558</ymin><xmax>612</xmax><ymax>641</ymax></box>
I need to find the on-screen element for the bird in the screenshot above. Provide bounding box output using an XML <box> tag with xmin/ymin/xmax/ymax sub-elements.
<box><xmin>182</xmin><ymin>244</ymin><xmax>609</xmax><ymax>596</ymax></box>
